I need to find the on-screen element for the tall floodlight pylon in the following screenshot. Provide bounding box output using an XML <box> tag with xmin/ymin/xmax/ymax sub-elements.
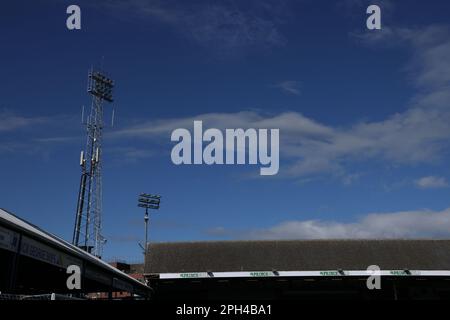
<box><xmin>72</xmin><ymin>68</ymin><xmax>114</xmax><ymax>258</ymax></box>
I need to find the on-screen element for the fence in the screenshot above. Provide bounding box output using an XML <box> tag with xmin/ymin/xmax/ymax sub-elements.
<box><xmin>0</xmin><ymin>293</ymin><xmax>84</xmax><ymax>300</ymax></box>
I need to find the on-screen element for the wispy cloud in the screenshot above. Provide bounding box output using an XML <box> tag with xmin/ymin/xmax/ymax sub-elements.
<box><xmin>108</xmin><ymin>104</ymin><xmax>450</xmax><ymax>180</ymax></box>
<box><xmin>183</xmin><ymin>3</ymin><xmax>286</xmax><ymax>53</ymax></box>
<box><xmin>34</xmin><ymin>136</ymin><xmax>79</xmax><ymax>143</ymax></box>
<box><xmin>338</xmin><ymin>0</ymin><xmax>395</xmax><ymax>13</ymax></box>
<box><xmin>352</xmin><ymin>25</ymin><xmax>450</xmax><ymax>90</ymax></box>
<box><xmin>99</xmin><ymin>0</ymin><xmax>288</xmax><ymax>55</ymax></box>
<box><xmin>0</xmin><ymin>111</ymin><xmax>81</xmax><ymax>156</ymax></box>
<box><xmin>106</xmin><ymin>25</ymin><xmax>450</xmax><ymax>180</ymax></box>
<box><xmin>272</xmin><ymin>81</ymin><xmax>301</xmax><ymax>95</ymax></box>
<box><xmin>0</xmin><ymin>110</ymin><xmax>48</xmax><ymax>132</ymax></box>
<box><xmin>107</xmin><ymin>146</ymin><xmax>155</xmax><ymax>164</ymax></box>
<box><xmin>207</xmin><ymin>207</ymin><xmax>450</xmax><ymax>239</ymax></box>
<box><xmin>415</xmin><ymin>176</ymin><xmax>448</xmax><ymax>189</ymax></box>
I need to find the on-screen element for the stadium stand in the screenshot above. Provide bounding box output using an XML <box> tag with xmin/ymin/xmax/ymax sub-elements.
<box><xmin>145</xmin><ymin>240</ymin><xmax>450</xmax><ymax>300</ymax></box>
<box><xmin>0</xmin><ymin>208</ymin><xmax>152</xmax><ymax>299</ymax></box>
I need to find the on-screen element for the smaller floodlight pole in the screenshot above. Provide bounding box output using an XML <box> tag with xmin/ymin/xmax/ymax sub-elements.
<box><xmin>138</xmin><ymin>193</ymin><xmax>161</xmax><ymax>259</ymax></box>
<box><xmin>144</xmin><ymin>209</ymin><xmax>149</xmax><ymax>256</ymax></box>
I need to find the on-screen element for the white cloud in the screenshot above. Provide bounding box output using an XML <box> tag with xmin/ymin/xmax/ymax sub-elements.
<box><xmin>99</xmin><ymin>0</ymin><xmax>287</xmax><ymax>54</ymax></box>
<box><xmin>339</xmin><ymin>0</ymin><xmax>395</xmax><ymax>12</ymax></box>
<box><xmin>113</xmin><ymin>25</ymin><xmax>450</xmax><ymax>178</ymax></box>
<box><xmin>184</xmin><ymin>3</ymin><xmax>286</xmax><ymax>52</ymax></box>
<box><xmin>353</xmin><ymin>25</ymin><xmax>450</xmax><ymax>90</ymax></box>
<box><xmin>96</xmin><ymin>25</ymin><xmax>450</xmax><ymax>181</ymax></box>
<box><xmin>34</xmin><ymin>136</ymin><xmax>78</xmax><ymax>143</ymax></box>
<box><xmin>231</xmin><ymin>207</ymin><xmax>450</xmax><ymax>239</ymax></box>
<box><xmin>107</xmin><ymin>146</ymin><xmax>155</xmax><ymax>164</ymax></box>
<box><xmin>0</xmin><ymin>112</ymin><xmax>83</xmax><ymax>157</ymax></box>
<box><xmin>0</xmin><ymin>110</ymin><xmax>47</xmax><ymax>132</ymax></box>
<box><xmin>415</xmin><ymin>176</ymin><xmax>448</xmax><ymax>189</ymax></box>
<box><xmin>109</xmin><ymin>103</ymin><xmax>450</xmax><ymax>179</ymax></box>
<box><xmin>272</xmin><ymin>81</ymin><xmax>301</xmax><ymax>95</ymax></box>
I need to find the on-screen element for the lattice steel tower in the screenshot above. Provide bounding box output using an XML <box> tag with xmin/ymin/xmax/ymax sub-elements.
<box><xmin>72</xmin><ymin>68</ymin><xmax>114</xmax><ymax>258</ymax></box>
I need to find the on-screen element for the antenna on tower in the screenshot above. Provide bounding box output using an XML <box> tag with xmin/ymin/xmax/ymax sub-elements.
<box><xmin>81</xmin><ymin>105</ymin><xmax>85</xmax><ymax>124</ymax></box>
<box><xmin>72</xmin><ymin>66</ymin><xmax>114</xmax><ymax>259</ymax></box>
<box><xmin>111</xmin><ymin>108</ymin><xmax>115</xmax><ymax>128</ymax></box>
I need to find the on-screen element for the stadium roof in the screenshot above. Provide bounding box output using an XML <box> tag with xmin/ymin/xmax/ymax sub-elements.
<box><xmin>145</xmin><ymin>239</ymin><xmax>450</xmax><ymax>276</ymax></box>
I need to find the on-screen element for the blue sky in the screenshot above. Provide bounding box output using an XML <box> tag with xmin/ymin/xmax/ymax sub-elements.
<box><xmin>1</xmin><ymin>0</ymin><xmax>450</xmax><ymax>261</ymax></box>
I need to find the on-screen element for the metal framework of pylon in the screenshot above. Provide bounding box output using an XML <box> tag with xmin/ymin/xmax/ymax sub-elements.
<box><xmin>72</xmin><ymin>68</ymin><xmax>114</xmax><ymax>258</ymax></box>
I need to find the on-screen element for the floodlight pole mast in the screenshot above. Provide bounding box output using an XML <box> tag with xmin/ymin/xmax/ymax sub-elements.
<box><xmin>72</xmin><ymin>67</ymin><xmax>114</xmax><ymax>258</ymax></box>
<box><xmin>144</xmin><ymin>207</ymin><xmax>149</xmax><ymax>256</ymax></box>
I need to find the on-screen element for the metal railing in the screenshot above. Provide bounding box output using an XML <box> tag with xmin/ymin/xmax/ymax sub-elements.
<box><xmin>0</xmin><ymin>293</ymin><xmax>84</xmax><ymax>300</ymax></box>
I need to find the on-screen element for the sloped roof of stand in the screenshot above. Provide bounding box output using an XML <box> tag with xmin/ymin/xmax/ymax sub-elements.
<box><xmin>0</xmin><ymin>208</ymin><xmax>150</xmax><ymax>294</ymax></box>
<box><xmin>145</xmin><ymin>239</ymin><xmax>450</xmax><ymax>273</ymax></box>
